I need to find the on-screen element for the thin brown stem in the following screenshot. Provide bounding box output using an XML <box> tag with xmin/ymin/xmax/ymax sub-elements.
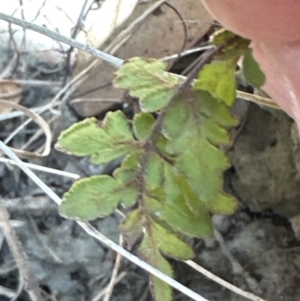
<box><xmin>63</xmin><ymin>0</ymin><xmax>89</xmax><ymax>84</ymax></box>
<box><xmin>164</xmin><ymin>1</ymin><xmax>188</xmax><ymax>65</ymax></box>
<box><xmin>135</xmin><ymin>46</ymin><xmax>220</xmax><ymax>231</ymax></box>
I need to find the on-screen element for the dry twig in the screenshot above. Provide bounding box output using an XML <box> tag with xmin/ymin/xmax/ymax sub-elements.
<box><xmin>213</xmin><ymin>228</ymin><xmax>263</xmax><ymax>296</ymax></box>
<box><xmin>0</xmin><ymin>99</ymin><xmax>52</xmax><ymax>158</ymax></box>
<box><xmin>0</xmin><ymin>198</ymin><xmax>42</xmax><ymax>301</ymax></box>
<box><xmin>185</xmin><ymin>260</ymin><xmax>266</xmax><ymax>301</ymax></box>
<box><xmin>103</xmin><ymin>235</ymin><xmax>124</xmax><ymax>301</ymax></box>
<box><xmin>0</xmin><ymin>157</ymin><xmax>80</xmax><ymax>179</ymax></box>
<box><xmin>90</xmin><ymin>272</ymin><xmax>127</xmax><ymax>301</ymax></box>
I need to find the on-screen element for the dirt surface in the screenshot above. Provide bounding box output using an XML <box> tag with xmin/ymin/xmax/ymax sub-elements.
<box><xmin>1</xmin><ymin>2</ymin><xmax>300</xmax><ymax>301</ymax></box>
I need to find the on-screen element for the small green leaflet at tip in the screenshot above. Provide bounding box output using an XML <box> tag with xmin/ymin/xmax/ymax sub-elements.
<box><xmin>212</xmin><ymin>30</ymin><xmax>250</xmax><ymax>49</ymax></box>
<box><xmin>194</xmin><ymin>60</ymin><xmax>236</xmax><ymax>106</ymax></box>
<box><xmin>206</xmin><ymin>192</ymin><xmax>238</xmax><ymax>215</ymax></box>
<box><xmin>243</xmin><ymin>49</ymin><xmax>266</xmax><ymax>88</ymax></box>
<box><xmin>138</xmin><ymin>217</ymin><xmax>194</xmax><ymax>301</ymax></box>
<box><xmin>59</xmin><ymin>175</ymin><xmax>122</xmax><ymax>220</ymax></box>
<box><xmin>113</xmin><ymin>57</ymin><xmax>180</xmax><ymax>112</ymax></box>
<box><xmin>196</xmin><ymin>30</ymin><xmax>252</xmax><ymax>106</ymax></box>
<box><xmin>212</xmin><ymin>30</ymin><xmax>237</xmax><ymax>47</ymax></box>
<box><xmin>139</xmin><ymin>233</ymin><xmax>174</xmax><ymax>301</ymax></box>
<box><xmin>212</xmin><ymin>30</ymin><xmax>250</xmax><ymax>61</ymax></box>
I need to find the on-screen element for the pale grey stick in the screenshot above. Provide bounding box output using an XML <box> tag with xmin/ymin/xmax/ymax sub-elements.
<box><xmin>0</xmin><ymin>12</ymin><xmax>123</xmax><ymax>68</ymax></box>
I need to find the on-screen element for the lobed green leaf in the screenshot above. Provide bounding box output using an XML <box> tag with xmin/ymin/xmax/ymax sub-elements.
<box><xmin>60</xmin><ymin>175</ymin><xmax>121</xmax><ymax>220</ymax></box>
<box><xmin>91</xmin><ymin>111</ymin><xmax>136</xmax><ymax>164</ymax></box>
<box><xmin>113</xmin><ymin>57</ymin><xmax>180</xmax><ymax>112</ymax></box>
<box><xmin>163</xmin><ymin>96</ymin><xmax>234</xmax><ymax>203</ymax></box>
<box><xmin>56</xmin><ymin>111</ymin><xmax>135</xmax><ymax>164</ymax></box>
<box><xmin>146</xmin><ymin>196</ymin><xmax>213</xmax><ymax>238</ymax></box>
<box><xmin>55</xmin><ymin>118</ymin><xmax>108</xmax><ymax>156</ymax></box>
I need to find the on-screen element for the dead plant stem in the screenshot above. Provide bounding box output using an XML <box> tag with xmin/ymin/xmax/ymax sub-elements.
<box><xmin>0</xmin><ymin>198</ymin><xmax>42</xmax><ymax>301</ymax></box>
<box><xmin>103</xmin><ymin>235</ymin><xmax>124</xmax><ymax>301</ymax></box>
